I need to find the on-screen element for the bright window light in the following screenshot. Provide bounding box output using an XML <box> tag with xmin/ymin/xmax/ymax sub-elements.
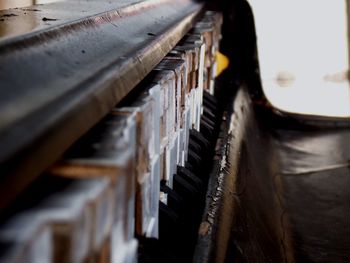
<box><xmin>248</xmin><ymin>0</ymin><xmax>350</xmax><ymax>118</ymax></box>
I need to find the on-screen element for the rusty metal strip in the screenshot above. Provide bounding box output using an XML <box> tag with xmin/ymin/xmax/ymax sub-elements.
<box><xmin>0</xmin><ymin>0</ymin><xmax>203</xmax><ymax>210</ymax></box>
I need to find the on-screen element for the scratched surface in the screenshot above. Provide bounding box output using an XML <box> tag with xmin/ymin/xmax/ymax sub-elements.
<box><xmin>195</xmin><ymin>86</ymin><xmax>350</xmax><ymax>262</ymax></box>
<box><xmin>229</xmin><ymin>91</ymin><xmax>350</xmax><ymax>262</ymax></box>
<box><xmin>272</xmin><ymin>128</ymin><xmax>350</xmax><ymax>262</ymax></box>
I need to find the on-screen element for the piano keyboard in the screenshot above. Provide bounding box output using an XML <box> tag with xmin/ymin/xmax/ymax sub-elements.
<box><xmin>0</xmin><ymin>10</ymin><xmax>223</xmax><ymax>263</ymax></box>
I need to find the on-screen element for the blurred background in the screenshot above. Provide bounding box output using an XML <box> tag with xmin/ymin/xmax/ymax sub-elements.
<box><xmin>248</xmin><ymin>0</ymin><xmax>350</xmax><ymax>118</ymax></box>
<box><xmin>0</xmin><ymin>0</ymin><xmax>59</xmax><ymax>9</ymax></box>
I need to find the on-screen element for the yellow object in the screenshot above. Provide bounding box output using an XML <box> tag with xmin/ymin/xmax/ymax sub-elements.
<box><xmin>216</xmin><ymin>51</ymin><xmax>229</xmax><ymax>77</ymax></box>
